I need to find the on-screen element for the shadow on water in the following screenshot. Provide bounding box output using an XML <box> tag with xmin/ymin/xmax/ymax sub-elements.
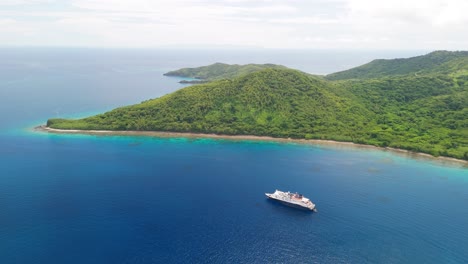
<box><xmin>367</xmin><ymin>167</ymin><xmax>381</xmax><ymax>174</ymax></box>
<box><xmin>128</xmin><ymin>141</ymin><xmax>142</xmax><ymax>147</ymax></box>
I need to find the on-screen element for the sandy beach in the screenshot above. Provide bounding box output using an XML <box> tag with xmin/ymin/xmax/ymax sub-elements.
<box><xmin>36</xmin><ymin>125</ymin><xmax>468</xmax><ymax>166</ymax></box>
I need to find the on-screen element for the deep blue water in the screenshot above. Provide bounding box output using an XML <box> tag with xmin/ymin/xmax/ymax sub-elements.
<box><xmin>0</xmin><ymin>48</ymin><xmax>467</xmax><ymax>263</ymax></box>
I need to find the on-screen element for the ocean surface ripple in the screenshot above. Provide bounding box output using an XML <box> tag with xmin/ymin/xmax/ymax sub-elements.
<box><xmin>0</xmin><ymin>48</ymin><xmax>467</xmax><ymax>263</ymax></box>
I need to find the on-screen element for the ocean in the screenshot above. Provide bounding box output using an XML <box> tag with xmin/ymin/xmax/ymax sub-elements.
<box><xmin>0</xmin><ymin>48</ymin><xmax>467</xmax><ymax>263</ymax></box>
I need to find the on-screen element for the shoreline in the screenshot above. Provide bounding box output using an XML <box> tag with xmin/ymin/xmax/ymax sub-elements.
<box><xmin>36</xmin><ymin>125</ymin><xmax>468</xmax><ymax>166</ymax></box>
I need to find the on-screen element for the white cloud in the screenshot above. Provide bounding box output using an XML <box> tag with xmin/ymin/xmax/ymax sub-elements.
<box><xmin>0</xmin><ymin>0</ymin><xmax>467</xmax><ymax>49</ymax></box>
<box><xmin>269</xmin><ymin>17</ymin><xmax>340</xmax><ymax>25</ymax></box>
<box><xmin>0</xmin><ymin>18</ymin><xmax>17</xmax><ymax>25</ymax></box>
<box><xmin>347</xmin><ymin>0</ymin><xmax>468</xmax><ymax>26</ymax></box>
<box><xmin>0</xmin><ymin>18</ymin><xmax>34</xmax><ymax>34</ymax></box>
<box><xmin>0</xmin><ymin>0</ymin><xmax>56</xmax><ymax>5</ymax></box>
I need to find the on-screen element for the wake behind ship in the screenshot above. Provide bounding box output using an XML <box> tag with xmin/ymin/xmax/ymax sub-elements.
<box><xmin>266</xmin><ymin>190</ymin><xmax>317</xmax><ymax>211</ymax></box>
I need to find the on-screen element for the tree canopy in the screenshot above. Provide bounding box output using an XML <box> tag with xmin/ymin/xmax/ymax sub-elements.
<box><xmin>48</xmin><ymin>51</ymin><xmax>468</xmax><ymax>160</ymax></box>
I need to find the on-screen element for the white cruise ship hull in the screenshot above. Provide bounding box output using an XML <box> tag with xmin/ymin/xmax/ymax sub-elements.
<box><xmin>266</xmin><ymin>192</ymin><xmax>316</xmax><ymax>211</ymax></box>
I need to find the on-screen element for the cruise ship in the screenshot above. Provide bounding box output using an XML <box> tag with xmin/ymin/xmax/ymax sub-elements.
<box><xmin>265</xmin><ymin>190</ymin><xmax>317</xmax><ymax>211</ymax></box>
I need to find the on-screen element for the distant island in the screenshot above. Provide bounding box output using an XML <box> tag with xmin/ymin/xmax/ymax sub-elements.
<box><xmin>163</xmin><ymin>62</ymin><xmax>286</xmax><ymax>83</ymax></box>
<box><xmin>178</xmin><ymin>80</ymin><xmax>207</xmax><ymax>84</ymax></box>
<box><xmin>46</xmin><ymin>51</ymin><xmax>468</xmax><ymax>160</ymax></box>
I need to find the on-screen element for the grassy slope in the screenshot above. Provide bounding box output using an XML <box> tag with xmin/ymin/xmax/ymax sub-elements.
<box><xmin>163</xmin><ymin>62</ymin><xmax>286</xmax><ymax>81</ymax></box>
<box><xmin>48</xmin><ymin>53</ymin><xmax>468</xmax><ymax>160</ymax></box>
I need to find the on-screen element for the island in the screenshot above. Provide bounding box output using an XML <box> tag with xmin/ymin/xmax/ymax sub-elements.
<box><xmin>45</xmin><ymin>51</ymin><xmax>468</xmax><ymax>160</ymax></box>
<box><xmin>178</xmin><ymin>80</ymin><xmax>207</xmax><ymax>84</ymax></box>
<box><xmin>163</xmin><ymin>62</ymin><xmax>286</xmax><ymax>83</ymax></box>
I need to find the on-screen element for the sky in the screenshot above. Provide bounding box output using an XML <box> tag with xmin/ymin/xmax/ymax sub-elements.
<box><xmin>1</xmin><ymin>0</ymin><xmax>468</xmax><ymax>49</ymax></box>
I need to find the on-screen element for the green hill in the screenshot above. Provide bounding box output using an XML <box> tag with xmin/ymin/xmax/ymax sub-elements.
<box><xmin>47</xmin><ymin>53</ymin><xmax>468</xmax><ymax>160</ymax></box>
<box><xmin>163</xmin><ymin>62</ymin><xmax>286</xmax><ymax>82</ymax></box>
<box><xmin>48</xmin><ymin>68</ymin><xmax>373</xmax><ymax>140</ymax></box>
<box><xmin>337</xmin><ymin>74</ymin><xmax>467</xmax><ymax>158</ymax></box>
<box><xmin>326</xmin><ymin>50</ymin><xmax>468</xmax><ymax>80</ymax></box>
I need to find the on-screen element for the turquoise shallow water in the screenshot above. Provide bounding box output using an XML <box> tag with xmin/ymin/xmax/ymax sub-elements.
<box><xmin>0</xmin><ymin>48</ymin><xmax>467</xmax><ymax>263</ymax></box>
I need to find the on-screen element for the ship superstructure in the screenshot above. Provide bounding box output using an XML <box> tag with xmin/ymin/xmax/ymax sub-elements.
<box><xmin>265</xmin><ymin>190</ymin><xmax>316</xmax><ymax>211</ymax></box>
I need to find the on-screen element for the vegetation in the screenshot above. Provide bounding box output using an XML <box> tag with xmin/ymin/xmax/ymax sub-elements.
<box><xmin>48</xmin><ymin>51</ymin><xmax>468</xmax><ymax>160</ymax></box>
<box><xmin>326</xmin><ymin>50</ymin><xmax>468</xmax><ymax>80</ymax></box>
<box><xmin>163</xmin><ymin>62</ymin><xmax>286</xmax><ymax>82</ymax></box>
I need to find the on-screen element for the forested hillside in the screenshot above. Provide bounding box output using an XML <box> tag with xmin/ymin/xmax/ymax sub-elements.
<box><xmin>326</xmin><ymin>50</ymin><xmax>468</xmax><ymax>80</ymax></box>
<box><xmin>49</xmin><ymin>69</ymin><xmax>374</xmax><ymax>140</ymax></box>
<box><xmin>163</xmin><ymin>62</ymin><xmax>286</xmax><ymax>82</ymax></box>
<box><xmin>47</xmin><ymin>52</ymin><xmax>468</xmax><ymax>160</ymax></box>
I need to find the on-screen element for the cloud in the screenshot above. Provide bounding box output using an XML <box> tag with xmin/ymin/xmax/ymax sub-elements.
<box><xmin>347</xmin><ymin>0</ymin><xmax>468</xmax><ymax>26</ymax></box>
<box><xmin>269</xmin><ymin>17</ymin><xmax>340</xmax><ymax>25</ymax></box>
<box><xmin>0</xmin><ymin>0</ymin><xmax>56</xmax><ymax>5</ymax></box>
<box><xmin>0</xmin><ymin>18</ymin><xmax>17</xmax><ymax>25</ymax></box>
<box><xmin>0</xmin><ymin>18</ymin><xmax>34</xmax><ymax>34</ymax></box>
<box><xmin>0</xmin><ymin>0</ymin><xmax>467</xmax><ymax>49</ymax></box>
